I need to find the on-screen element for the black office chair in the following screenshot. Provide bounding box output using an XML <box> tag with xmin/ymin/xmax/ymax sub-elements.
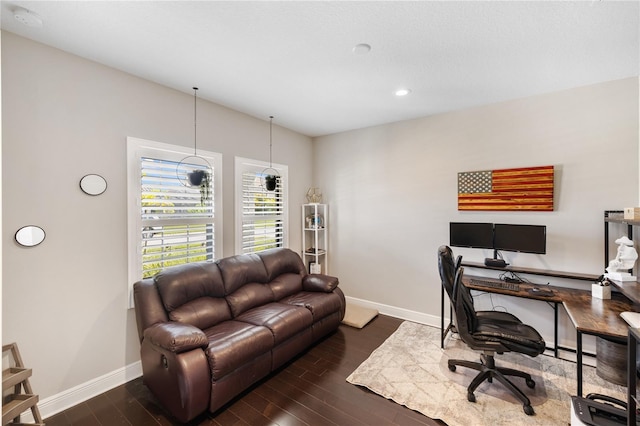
<box><xmin>438</xmin><ymin>245</ymin><xmax>546</xmax><ymax>415</ymax></box>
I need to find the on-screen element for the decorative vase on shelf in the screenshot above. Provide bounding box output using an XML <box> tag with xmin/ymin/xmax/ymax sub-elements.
<box><xmin>306</xmin><ymin>187</ymin><xmax>322</xmax><ymax>204</ymax></box>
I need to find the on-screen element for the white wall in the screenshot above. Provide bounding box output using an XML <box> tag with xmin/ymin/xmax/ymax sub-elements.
<box><xmin>313</xmin><ymin>77</ymin><xmax>639</xmax><ymax>346</ymax></box>
<box><xmin>1</xmin><ymin>32</ymin><xmax>312</xmax><ymax>403</ymax></box>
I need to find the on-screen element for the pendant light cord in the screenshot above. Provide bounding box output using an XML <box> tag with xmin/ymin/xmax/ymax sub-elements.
<box><xmin>269</xmin><ymin>116</ymin><xmax>274</xmax><ymax>168</ymax></box>
<box><xmin>193</xmin><ymin>87</ymin><xmax>198</xmax><ymax>155</ymax></box>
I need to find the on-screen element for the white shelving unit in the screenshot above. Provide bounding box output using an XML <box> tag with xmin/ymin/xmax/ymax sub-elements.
<box><xmin>302</xmin><ymin>203</ymin><xmax>328</xmax><ymax>274</ymax></box>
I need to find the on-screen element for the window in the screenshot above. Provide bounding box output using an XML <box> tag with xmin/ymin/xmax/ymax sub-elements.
<box><xmin>235</xmin><ymin>157</ymin><xmax>288</xmax><ymax>254</ymax></box>
<box><xmin>127</xmin><ymin>137</ymin><xmax>222</xmax><ymax>303</ymax></box>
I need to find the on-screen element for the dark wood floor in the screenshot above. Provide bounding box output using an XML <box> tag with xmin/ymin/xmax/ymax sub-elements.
<box><xmin>44</xmin><ymin>315</ymin><xmax>445</xmax><ymax>426</ymax></box>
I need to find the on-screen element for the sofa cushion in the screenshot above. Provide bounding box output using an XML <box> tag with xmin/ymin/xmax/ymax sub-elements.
<box><xmin>168</xmin><ymin>297</ymin><xmax>232</xmax><ymax>330</ymax></box>
<box><xmin>280</xmin><ymin>292</ymin><xmax>344</xmax><ymax>321</ymax></box>
<box><xmin>235</xmin><ymin>303</ymin><xmax>313</xmax><ymax>344</ymax></box>
<box><xmin>217</xmin><ymin>253</ymin><xmax>269</xmax><ymax>294</ymax></box>
<box><xmin>203</xmin><ymin>321</ymin><xmax>273</xmax><ymax>379</ymax></box>
<box><xmin>155</xmin><ymin>262</ymin><xmax>225</xmax><ymax>311</ymax></box>
<box><xmin>269</xmin><ymin>273</ymin><xmax>303</xmax><ymax>300</ymax></box>
<box><xmin>226</xmin><ymin>282</ymin><xmax>274</xmax><ymax>318</ymax></box>
<box><xmin>258</xmin><ymin>248</ymin><xmax>306</xmax><ymax>282</ymax></box>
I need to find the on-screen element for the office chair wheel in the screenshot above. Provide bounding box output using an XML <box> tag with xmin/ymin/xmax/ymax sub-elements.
<box><xmin>523</xmin><ymin>404</ymin><xmax>534</xmax><ymax>416</ymax></box>
<box><xmin>526</xmin><ymin>378</ymin><xmax>535</xmax><ymax>388</ymax></box>
<box><xmin>467</xmin><ymin>392</ymin><xmax>476</xmax><ymax>403</ymax></box>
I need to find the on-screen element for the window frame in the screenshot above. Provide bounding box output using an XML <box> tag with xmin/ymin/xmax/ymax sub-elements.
<box><xmin>127</xmin><ymin>136</ymin><xmax>223</xmax><ymax>306</ymax></box>
<box><xmin>235</xmin><ymin>156</ymin><xmax>289</xmax><ymax>255</ymax></box>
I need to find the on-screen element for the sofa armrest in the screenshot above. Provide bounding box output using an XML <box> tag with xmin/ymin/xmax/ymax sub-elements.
<box><xmin>143</xmin><ymin>322</ymin><xmax>208</xmax><ymax>353</ymax></box>
<box><xmin>140</xmin><ymin>339</ymin><xmax>210</xmax><ymax>422</ymax></box>
<box><xmin>303</xmin><ymin>274</ymin><xmax>339</xmax><ymax>293</ymax></box>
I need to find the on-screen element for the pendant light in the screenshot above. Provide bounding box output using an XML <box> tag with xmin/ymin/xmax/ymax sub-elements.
<box><xmin>176</xmin><ymin>87</ymin><xmax>212</xmax><ymax>203</ymax></box>
<box><xmin>262</xmin><ymin>116</ymin><xmax>280</xmax><ymax>191</ymax></box>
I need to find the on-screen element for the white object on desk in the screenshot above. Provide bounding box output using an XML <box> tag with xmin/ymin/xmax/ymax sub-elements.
<box><xmin>604</xmin><ymin>235</ymin><xmax>638</xmax><ymax>282</ymax></box>
<box><xmin>591</xmin><ymin>283</ymin><xmax>611</xmax><ymax>299</ymax></box>
<box><xmin>620</xmin><ymin>311</ymin><xmax>640</xmax><ymax>328</ymax></box>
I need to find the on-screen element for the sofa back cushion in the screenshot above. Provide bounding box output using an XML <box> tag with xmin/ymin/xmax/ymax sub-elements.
<box><xmin>217</xmin><ymin>253</ymin><xmax>269</xmax><ymax>294</ymax></box>
<box><xmin>258</xmin><ymin>248</ymin><xmax>306</xmax><ymax>281</ymax></box>
<box><xmin>154</xmin><ymin>262</ymin><xmax>231</xmax><ymax>329</ymax></box>
<box><xmin>268</xmin><ymin>273</ymin><xmax>304</xmax><ymax>300</ymax></box>
<box><xmin>256</xmin><ymin>248</ymin><xmax>306</xmax><ymax>300</ymax></box>
<box><xmin>226</xmin><ymin>283</ymin><xmax>274</xmax><ymax>317</ymax></box>
<box><xmin>169</xmin><ymin>297</ymin><xmax>232</xmax><ymax>330</ymax></box>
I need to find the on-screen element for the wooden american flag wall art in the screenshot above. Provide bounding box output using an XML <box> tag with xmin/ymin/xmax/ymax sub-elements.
<box><xmin>457</xmin><ymin>165</ymin><xmax>554</xmax><ymax>211</ymax></box>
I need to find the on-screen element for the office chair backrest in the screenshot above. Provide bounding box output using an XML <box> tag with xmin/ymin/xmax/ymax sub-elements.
<box><xmin>438</xmin><ymin>246</ymin><xmax>461</xmax><ymax>301</ymax></box>
<box><xmin>439</xmin><ymin>245</ymin><xmax>478</xmax><ymax>336</ymax></box>
<box><xmin>438</xmin><ymin>246</ymin><xmax>454</xmax><ymax>299</ymax></box>
<box><xmin>452</xmin><ymin>266</ymin><xmax>480</xmax><ymax>337</ymax></box>
<box><xmin>438</xmin><ymin>245</ymin><xmax>463</xmax><ymax>303</ymax></box>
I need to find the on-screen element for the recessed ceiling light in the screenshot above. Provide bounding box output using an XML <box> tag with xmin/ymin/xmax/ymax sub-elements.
<box><xmin>13</xmin><ymin>7</ymin><xmax>43</xmax><ymax>28</ymax></box>
<box><xmin>395</xmin><ymin>89</ymin><xmax>411</xmax><ymax>97</ymax></box>
<box><xmin>352</xmin><ymin>43</ymin><xmax>371</xmax><ymax>55</ymax></box>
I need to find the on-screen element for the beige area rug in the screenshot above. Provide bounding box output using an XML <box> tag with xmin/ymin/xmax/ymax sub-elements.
<box><xmin>341</xmin><ymin>303</ymin><xmax>379</xmax><ymax>328</ymax></box>
<box><xmin>346</xmin><ymin>321</ymin><xmax>626</xmax><ymax>425</ymax></box>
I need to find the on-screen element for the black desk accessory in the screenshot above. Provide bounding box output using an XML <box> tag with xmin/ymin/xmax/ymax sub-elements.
<box><xmin>484</xmin><ymin>258</ymin><xmax>507</xmax><ymax>268</ymax></box>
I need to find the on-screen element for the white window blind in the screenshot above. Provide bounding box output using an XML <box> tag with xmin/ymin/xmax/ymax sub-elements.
<box><xmin>140</xmin><ymin>157</ymin><xmax>215</xmax><ymax>278</ymax></box>
<box><xmin>236</xmin><ymin>157</ymin><xmax>288</xmax><ymax>254</ymax></box>
<box><xmin>128</xmin><ymin>137</ymin><xmax>222</xmax><ymax>304</ymax></box>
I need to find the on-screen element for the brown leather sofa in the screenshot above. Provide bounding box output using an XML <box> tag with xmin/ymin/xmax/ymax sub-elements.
<box><xmin>133</xmin><ymin>247</ymin><xmax>345</xmax><ymax>422</ymax></box>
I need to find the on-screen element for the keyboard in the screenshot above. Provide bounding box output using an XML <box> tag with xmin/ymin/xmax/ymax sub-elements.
<box><xmin>469</xmin><ymin>278</ymin><xmax>520</xmax><ymax>292</ymax></box>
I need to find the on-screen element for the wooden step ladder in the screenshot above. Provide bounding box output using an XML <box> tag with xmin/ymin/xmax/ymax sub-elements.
<box><xmin>2</xmin><ymin>343</ymin><xmax>44</xmax><ymax>425</ymax></box>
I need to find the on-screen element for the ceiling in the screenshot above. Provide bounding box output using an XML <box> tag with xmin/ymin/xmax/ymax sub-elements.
<box><xmin>1</xmin><ymin>1</ymin><xmax>638</xmax><ymax>137</ymax></box>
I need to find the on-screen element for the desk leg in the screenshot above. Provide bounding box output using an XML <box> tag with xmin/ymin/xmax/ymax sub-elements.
<box><xmin>628</xmin><ymin>330</ymin><xmax>636</xmax><ymax>426</ymax></box>
<box><xmin>577</xmin><ymin>331</ymin><xmax>583</xmax><ymax>397</ymax></box>
<box><xmin>441</xmin><ymin>285</ymin><xmax>444</xmax><ymax>349</ymax></box>
<box><xmin>554</xmin><ymin>302</ymin><xmax>558</xmax><ymax>358</ymax></box>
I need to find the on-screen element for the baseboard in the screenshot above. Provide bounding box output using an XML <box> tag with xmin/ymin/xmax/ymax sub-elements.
<box><xmin>20</xmin><ymin>361</ymin><xmax>143</xmax><ymax>422</ymax></box>
<box><xmin>345</xmin><ymin>296</ymin><xmax>441</xmax><ymax>328</ymax></box>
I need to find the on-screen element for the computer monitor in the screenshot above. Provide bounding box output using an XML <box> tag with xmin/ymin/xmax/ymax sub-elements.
<box><xmin>493</xmin><ymin>224</ymin><xmax>546</xmax><ymax>254</ymax></box>
<box><xmin>449</xmin><ymin>222</ymin><xmax>494</xmax><ymax>250</ymax></box>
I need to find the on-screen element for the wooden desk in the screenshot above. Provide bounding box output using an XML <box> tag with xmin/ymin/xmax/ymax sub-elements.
<box><xmin>563</xmin><ymin>292</ymin><xmax>638</xmax><ymax>396</ymax></box>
